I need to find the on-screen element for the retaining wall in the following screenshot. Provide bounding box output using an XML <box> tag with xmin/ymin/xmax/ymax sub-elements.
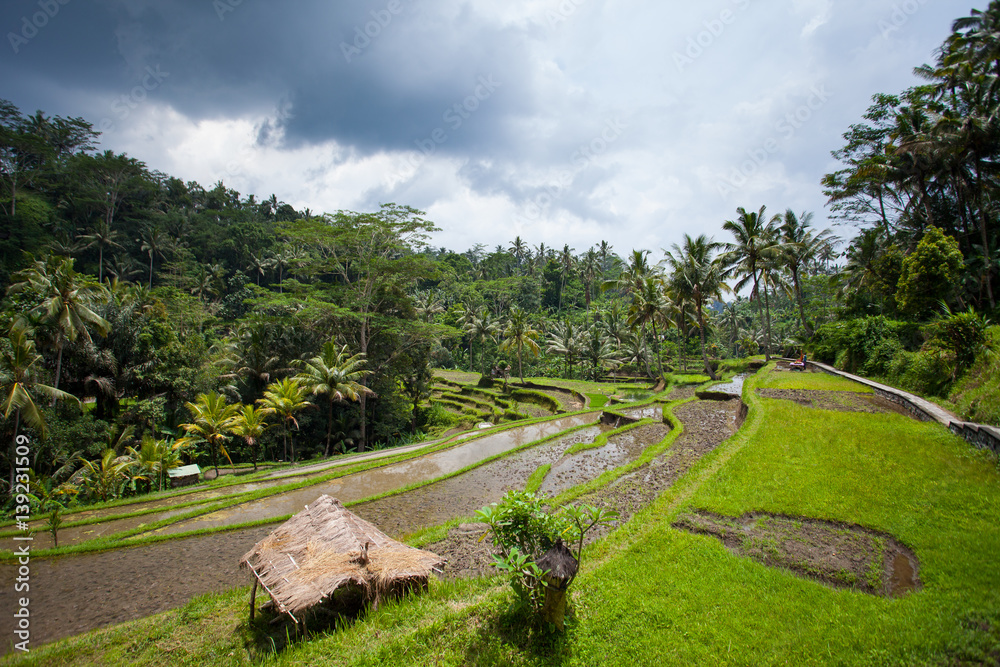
<box><xmin>804</xmin><ymin>360</ymin><xmax>1000</xmax><ymax>456</ymax></box>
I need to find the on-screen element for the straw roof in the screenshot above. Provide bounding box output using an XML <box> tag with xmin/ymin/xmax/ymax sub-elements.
<box><xmin>240</xmin><ymin>495</ymin><xmax>445</xmax><ymax>621</ymax></box>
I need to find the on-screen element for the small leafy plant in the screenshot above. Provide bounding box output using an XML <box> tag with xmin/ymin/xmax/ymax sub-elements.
<box><xmin>476</xmin><ymin>490</ymin><xmax>618</xmax><ymax>621</ymax></box>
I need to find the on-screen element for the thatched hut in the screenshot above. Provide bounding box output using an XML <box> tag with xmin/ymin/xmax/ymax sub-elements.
<box><xmin>240</xmin><ymin>495</ymin><xmax>445</xmax><ymax>624</ymax></box>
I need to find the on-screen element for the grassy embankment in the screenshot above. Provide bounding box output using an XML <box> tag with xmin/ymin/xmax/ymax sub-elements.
<box><xmin>7</xmin><ymin>365</ymin><xmax>1000</xmax><ymax>665</ymax></box>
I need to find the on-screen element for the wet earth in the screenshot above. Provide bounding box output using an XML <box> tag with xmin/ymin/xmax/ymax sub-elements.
<box><xmin>756</xmin><ymin>389</ymin><xmax>912</xmax><ymax>417</ymax></box>
<box><xmin>672</xmin><ymin>511</ymin><xmax>921</xmax><ymax>597</ymax></box>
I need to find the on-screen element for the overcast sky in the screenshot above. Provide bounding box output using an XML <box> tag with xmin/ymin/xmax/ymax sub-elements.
<box><xmin>0</xmin><ymin>0</ymin><xmax>967</xmax><ymax>256</ymax></box>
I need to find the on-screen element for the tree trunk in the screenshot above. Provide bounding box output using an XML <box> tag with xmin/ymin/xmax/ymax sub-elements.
<box><xmin>651</xmin><ymin>320</ymin><xmax>664</xmax><ymax>381</ymax></box>
<box><xmin>325</xmin><ymin>398</ymin><xmax>334</xmax><ymax>457</ymax></box>
<box><xmin>792</xmin><ymin>268</ymin><xmax>811</xmax><ymax>338</ymax></box>
<box><xmin>8</xmin><ymin>410</ymin><xmax>21</xmax><ymax>494</ymax></box>
<box><xmin>697</xmin><ymin>301</ymin><xmax>717</xmax><ymax>381</ymax></box>
<box><xmin>51</xmin><ymin>338</ymin><xmax>64</xmax><ymax>403</ymax></box>
<box><xmin>763</xmin><ymin>276</ymin><xmax>772</xmax><ymax>361</ymax></box>
<box><xmin>358</xmin><ymin>318</ymin><xmax>369</xmax><ymax>453</ymax></box>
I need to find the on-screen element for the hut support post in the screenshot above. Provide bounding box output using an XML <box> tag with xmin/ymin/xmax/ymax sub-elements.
<box><xmin>540</xmin><ymin>577</ymin><xmax>568</xmax><ymax>631</ymax></box>
<box><xmin>250</xmin><ymin>579</ymin><xmax>259</xmax><ymax>620</ymax></box>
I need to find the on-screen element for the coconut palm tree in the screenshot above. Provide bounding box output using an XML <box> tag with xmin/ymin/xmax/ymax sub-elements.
<box><xmin>778</xmin><ymin>210</ymin><xmax>838</xmax><ymax>337</ymax></box>
<box><xmin>499</xmin><ymin>306</ymin><xmax>541</xmax><ymax>384</ymax></box>
<box><xmin>547</xmin><ymin>319</ymin><xmax>585</xmax><ymax>378</ymax></box>
<box><xmin>627</xmin><ymin>275</ymin><xmax>669</xmax><ymax>381</ymax></box>
<box><xmin>79</xmin><ymin>220</ymin><xmax>124</xmax><ymax>283</ymax></box>
<box><xmin>8</xmin><ymin>255</ymin><xmax>111</xmax><ymax>394</ymax></box>
<box><xmin>139</xmin><ymin>226</ymin><xmax>171</xmax><ymax>289</ymax></box>
<box><xmin>1</xmin><ymin>323</ymin><xmax>78</xmax><ymax>491</ymax></box>
<box><xmin>720</xmin><ymin>206</ymin><xmax>779</xmax><ymax>361</ymax></box>
<box><xmin>294</xmin><ymin>342</ymin><xmax>373</xmax><ymax>456</ymax></box>
<box><xmin>71</xmin><ymin>449</ymin><xmax>133</xmax><ymax>503</ymax></box>
<box><xmin>179</xmin><ymin>391</ymin><xmax>239</xmax><ymax>477</ymax></box>
<box><xmin>664</xmin><ymin>234</ymin><xmax>730</xmax><ymax>380</ymax></box>
<box><xmin>228</xmin><ymin>405</ymin><xmax>270</xmax><ymax>471</ymax></box>
<box><xmin>257</xmin><ymin>378</ymin><xmax>312</xmax><ymax>464</ymax></box>
<box><xmin>465</xmin><ymin>308</ymin><xmax>499</xmax><ymax>376</ymax></box>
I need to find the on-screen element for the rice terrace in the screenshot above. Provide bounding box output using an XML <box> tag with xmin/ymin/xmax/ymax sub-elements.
<box><xmin>3</xmin><ymin>1</ymin><xmax>1000</xmax><ymax>665</ymax></box>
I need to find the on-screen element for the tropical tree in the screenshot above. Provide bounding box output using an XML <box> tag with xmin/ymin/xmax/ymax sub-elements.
<box><xmin>179</xmin><ymin>391</ymin><xmax>239</xmax><ymax>477</ymax></box>
<box><xmin>139</xmin><ymin>226</ymin><xmax>171</xmax><ymax>289</ymax></box>
<box><xmin>664</xmin><ymin>234</ymin><xmax>729</xmax><ymax>380</ymax></box>
<box><xmin>499</xmin><ymin>306</ymin><xmax>541</xmax><ymax>384</ymax></box>
<box><xmin>228</xmin><ymin>405</ymin><xmax>270</xmax><ymax>472</ymax></box>
<box><xmin>547</xmin><ymin>319</ymin><xmax>585</xmax><ymax>378</ymax></box>
<box><xmin>294</xmin><ymin>342</ymin><xmax>373</xmax><ymax>457</ymax></box>
<box><xmin>257</xmin><ymin>378</ymin><xmax>312</xmax><ymax>463</ymax></box>
<box><xmin>720</xmin><ymin>206</ymin><xmax>778</xmax><ymax>361</ymax></box>
<box><xmin>627</xmin><ymin>275</ymin><xmax>669</xmax><ymax>381</ymax></box>
<box><xmin>8</xmin><ymin>255</ymin><xmax>111</xmax><ymax>394</ymax></box>
<box><xmin>778</xmin><ymin>210</ymin><xmax>838</xmax><ymax>337</ymax></box>
<box><xmin>465</xmin><ymin>307</ymin><xmax>499</xmax><ymax>376</ymax></box>
<box><xmin>1</xmin><ymin>323</ymin><xmax>78</xmax><ymax>491</ymax></box>
<box><xmin>71</xmin><ymin>449</ymin><xmax>133</xmax><ymax>503</ymax></box>
<box><xmin>79</xmin><ymin>220</ymin><xmax>124</xmax><ymax>283</ymax></box>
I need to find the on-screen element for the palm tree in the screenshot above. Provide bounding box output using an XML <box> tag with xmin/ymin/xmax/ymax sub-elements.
<box><xmin>139</xmin><ymin>226</ymin><xmax>171</xmax><ymax>289</ymax></box>
<box><xmin>627</xmin><ymin>275</ymin><xmax>669</xmax><ymax>380</ymax></box>
<box><xmin>663</xmin><ymin>234</ymin><xmax>729</xmax><ymax>380</ymax></box>
<box><xmin>778</xmin><ymin>210</ymin><xmax>838</xmax><ymax>337</ymax></box>
<box><xmin>79</xmin><ymin>220</ymin><xmax>124</xmax><ymax>283</ymax></box>
<box><xmin>125</xmin><ymin>436</ymin><xmax>165</xmax><ymax>493</ymax></box>
<box><xmin>580</xmin><ymin>248</ymin><xmax>600</xmax><ymax>309</ymax></box>
<box><xmin>547</xmin><ymin>319</ymin><xmax>585</xmax><ymax>378</ymax></box>
<box><xmin>257</xmin><ymin>378</ymin><xmax>312</xmax><ymax>463</ymax></box>
<box><xmin>465</xmin><ymin>308</ymin><xmax>499</xmax><ymax>376</ymax></box>
<box><xmin>294</xmin><ymin>342</ymin><xmax>373</xmax><ymax>456</ymax></box>
<box><xmin>558</xmin><ymin>244</ymin><xmax>576</xmax><ymax>309</ymax></box>
<box><xmin>228</xmin><ymin>405</ymin><xmax>270</xmax><ymax>471</ymax></box>
<box><xmin>720</xmin><ymin>206</ymin><xmax>779</xmax><ymax>361</ymax></box>
<box><xmin>2</xmin><ymin>323</ymin><xmax>78</xmax><ymax>491</ymax></box>
<box><xmin>499</xmin><ymin>306</ymin><xmax>541</xmax><ymax>384</ymax></box>
<box><xmin>8</xmin><ymin>255</ymin><xmax>111</xmax><ymax>394</ymax></box>
<box><xmin>71</xmin><ymin>449</ymin><xmax>132</xmax><ymax>503</ymax></box>
<box><xmin>179</xmin><ymin>391</ymin><xmax>239</xmax><ymax>477</ymax></box>
<box><xmin>509</xmin><ymin>236</ymin><xmax>528</xmax><ymax>272</ymax></box>
<box><xmin>580</xmin><ymin>322</ymin><xmax>619</xmax><ymax>381</ymax></box>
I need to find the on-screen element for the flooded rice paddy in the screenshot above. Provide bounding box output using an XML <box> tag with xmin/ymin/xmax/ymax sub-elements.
<box><xmin>146</xmin><ymin>414</ymin><xmax>596</xmax><ymax>536</ymax></box>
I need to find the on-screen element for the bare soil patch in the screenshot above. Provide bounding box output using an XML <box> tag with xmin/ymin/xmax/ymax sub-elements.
<box><xmin>757</xmin><ymin>388</ymin><xmax>912</xmax><ymax>417</ymax></box>
<box><xmin>672</xmin><ymin>511</ymin><xmax>921</xmax><ymax>597</ymax></box>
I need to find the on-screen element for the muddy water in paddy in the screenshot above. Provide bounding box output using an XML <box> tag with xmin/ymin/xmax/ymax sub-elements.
<box><xmin>144</xmin><ymin>414</ymin><xmax>596</xmax><ymax>537</ymax></box>
<box><xmin>622</xmin><ymin>404</ymin><xmax>664</xmax><ymax>420</ymax></box>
